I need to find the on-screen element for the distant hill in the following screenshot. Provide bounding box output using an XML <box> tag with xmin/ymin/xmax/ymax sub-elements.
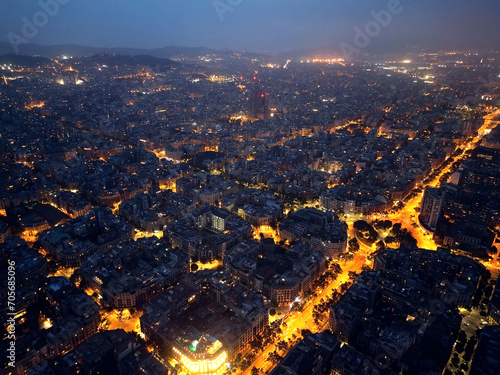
<box><xmin>0</xmin><ymin>42</ymin><xmax>230</xmax><ymax>59</ymax></box>
<box><xmin>0</xmin><ymin>52</ymin><xmax>181</xmax><ymax>72</ymax></box>
<box><xmin>86</xmin><ymin>54</ymin><xmax>180</xmax><ymax>71</ymax></box>
<box><xmin>0</xmin><ymin>53</ymin><xmax>53</xmax><ymax>67</ymax></box>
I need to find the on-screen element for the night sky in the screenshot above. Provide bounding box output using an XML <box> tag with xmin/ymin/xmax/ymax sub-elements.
<box><xmin>2</xmin><ymin>0</ymin><xmax>500</xmax><ymax>52</ymax></box>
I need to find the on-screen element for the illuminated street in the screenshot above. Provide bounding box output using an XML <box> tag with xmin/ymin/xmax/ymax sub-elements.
<box><xmin>49</xmin><ymin>266</ymin><xmax>76</xmax><ymax>279</ymax></box>
<box><xmin>252</xmin><ymin>225</ymin><xmax>281</xmax><ymax>243</ymax></box>
<box><xmin>134</xmin><ymin>228</ymin><xmax>163</xmax><ymax>239</ymax></box>
<box><xmin>241</xmin><ymin>253</ymin><xmax>368</xmax><ymax>375</ymax></box>
<box><xmin>100</xmin><ymin>309</ymin><xmax>143</xmax><ymax>336</ymax></box>
<box><xmin>193</xmin><ymin>259</ymin><xmax>222</xmax><ymax>271</ymax></box>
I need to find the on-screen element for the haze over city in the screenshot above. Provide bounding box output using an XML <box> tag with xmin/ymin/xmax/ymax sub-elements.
<box><xmin>1</xmin><ymin>0</ymin><xmax>500</xmax><ymax>53</ymax></box>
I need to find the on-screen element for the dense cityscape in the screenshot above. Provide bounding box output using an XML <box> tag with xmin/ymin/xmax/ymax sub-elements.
<box><xmin>0</xmin><ymin>46</ymin><xmax>499</xmax><ymax>375</ymax></box>
<box><xmin>1</xmin><ymin>2</ymin><xmax>500</xmax><ymax>375</ymax></box>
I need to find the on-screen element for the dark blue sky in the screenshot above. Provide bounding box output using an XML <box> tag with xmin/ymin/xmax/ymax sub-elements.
<box><xmin>2</xmin><ymin>0</ymin><xmax>499</xmax><ymax>52</ymax></box>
